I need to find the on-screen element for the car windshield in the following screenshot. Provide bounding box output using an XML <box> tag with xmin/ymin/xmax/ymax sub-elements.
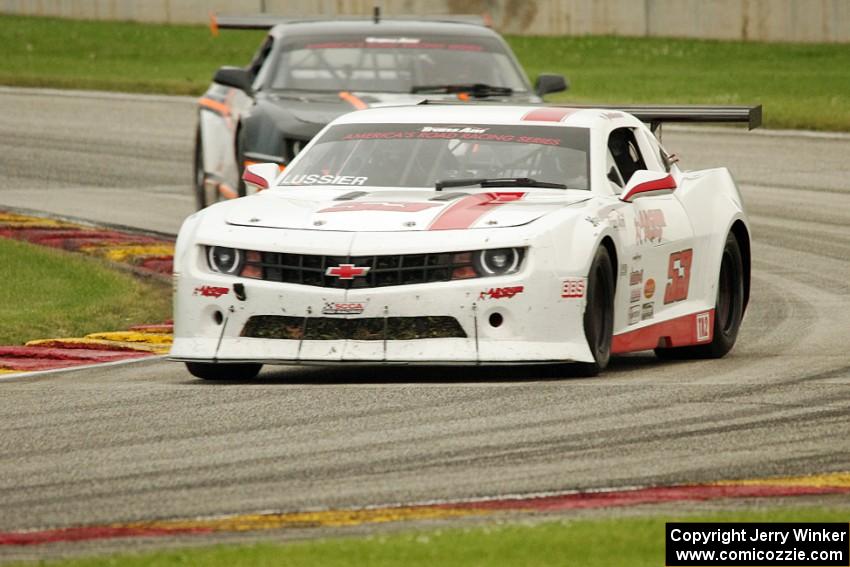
<box><xmin>279</xmin><ymin>123</ymin><xmax>590</xmax><ymax>190</ymax></box>
<box><xmin>264</xmin><ymin>35</ymin><xmax>529</xmax><ymax>93</ymax></box>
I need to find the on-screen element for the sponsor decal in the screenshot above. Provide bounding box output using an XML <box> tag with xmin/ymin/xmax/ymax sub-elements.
<box><xmin>607</xmin><ymin>210</ymin><xmax>626</xmax><ymax>230</ymax></box>
<box><xmin>194</xmin><ymin>285</ymin><xmax>228</xmax><ymax>298</ymax></box>
<box><xmin>664</xmin><ymin>249</ymin><xmax>693</xmax><ymax>304</ymax></box>
<box><xmin>340</xmin><ymin>130</ymin><xmax>560</xmax><ymax>145</ymax></box>
<box><xmin>630</xmin><ymin>288</ymin><xmax>641</xmax><ymax>303</ymax></box>
<box><xmin>325</xmin><ymin>264</ymin><xmax>371</xmax><ymax>279</ymax></box>
<box><xmin>641</xmin><ymin>302</ymin><xmax>654</xmax><ymax>321</ymax></box>
<box><xmin>421</xmin><ymin>126</ymin><xmax>487</xmax><ymax>134</ymax></box>
<box><xmin>306</xmin><ymin>41</ymin><xmax>484</xmax><ymax>52</ymax></box>
<box><xmin>318</xmin><ymin>202</ymin><xmax>440</xmax><ymax>213</ymax></box>
<box><xmin>629</xmin><ymin>269</ymin><xmax>643</xmax><ymax>286</ymax></box>
<box><xmin>480</xmin><ymin>286</ymin><xmax>524</xmax><ymax>300</ymax></box>
<box><xmin>634</xmin><ymin>209</ymin><xmax>666</xmax><ymax>244</ymax></box>
<box><xmin>322</xmin><ymin>302</ymin><xmax>365</xmax><ymax>315</ymax></box>
<box><xmin>628</xmin><ymin>304</ymin><xmax>641</xmax><ymax>325</ymax></box>
<box><xmin>696</xmin><ymin>311</ymin><xmax>711</xmax><ymax>341</ymax></box>
<box><xmin>644</xmin><ymin>278</ymin><xmax>656</xmax><ymax>299</ymax></box>
<box><xmin>281</xmin><ymin>174</ymin><xmax>367</xmax><ymax>186</ymax></box>
<box><xmin>366</xmin><ymin>36</ymin><xmax>420</xmax><ymax>44</ymax></box>
<box><xmin>585</xmin><ymin>216</ymin><xmax>601</xmax><ymax>227</ymax></box>
<box><xmin>560</xmin><ymin>279</ymin><xmax>585</xmax><ymax>299</ymax></box>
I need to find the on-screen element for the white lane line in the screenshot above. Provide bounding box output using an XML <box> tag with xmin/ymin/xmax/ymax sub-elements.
<box><xmin>0</xmin><ymin>86</ymin><xmax>196</xmax><ymax>104</ymax></box>
<box><xmin>665</xmin><ymin>124</ymin><xmax>850</xmax><ymax>140</ymax></box>
<box><xmin>0</xmin><ymin>355</ymin><xmax>168</xmax><ymax>382</ymax></box>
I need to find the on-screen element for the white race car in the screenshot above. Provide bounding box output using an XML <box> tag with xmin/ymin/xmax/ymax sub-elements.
<box><xmin>170</xmin><ymin>103</ymin><xmax>760</xmax><ymax>379</ymax></box>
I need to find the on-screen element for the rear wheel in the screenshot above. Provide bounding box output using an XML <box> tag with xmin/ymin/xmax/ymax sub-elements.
<box><xmin>185</xmin><ymin>362</ymin><xmax>262</xmax><ymax>381</ymax></box>
<box><xmin>573</xmin><ymin>246</ymin><xmax>615</xmax><ymax>377</ymax></box>
<box><xmin>655</xmin><ymin>232</ymin><xmax>744</xmax><ymax>360</ymax></box>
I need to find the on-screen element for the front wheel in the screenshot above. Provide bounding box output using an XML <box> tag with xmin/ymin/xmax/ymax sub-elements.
<box><xmin>192</xmin><ymin>128</ymin><xmax>208</xmax><ymax>210</ymax></box>
<box><xmin>185</xmin><ymin>362</ymin><xmax>263</xmax><ymax>381</ymax></box>
<box><xmin>573</xmin><ymin>245</ymin><xmax>615</xmax><ymax>377</ymax></box>
<box><xmin>655</xmin><ymin>232</ymin><xmax>745</xmax><ymax>360</ymax></box>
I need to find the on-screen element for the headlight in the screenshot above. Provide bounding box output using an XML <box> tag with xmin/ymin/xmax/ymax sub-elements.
<box><xmin>207</xmin><ymin>246</ymin><xmax>242</xmax><ymax>275</ymax></box>
<box><xmin>473</xmin><ymin>248</ymin><xmax>523</xmax><ymax>276</ymax></box>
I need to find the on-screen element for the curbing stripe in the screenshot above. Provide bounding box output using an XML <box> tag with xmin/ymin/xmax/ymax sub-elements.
<box><xmin>84</xmin><ymin>331</ymin><xmax>173</xmax><ymax>345</ymax></box>
<box><xmin>713</xmin><ymin>471</ymin><xmax>850</xmax><ymax>488</ymax></box>
<box><xmin>25</xmin><ymin>338</ymin><xmax>170</xmax><ymax>355</ymax></box>
<box><xmin>1</xmin><ymin>472</ymin><xmax>848</xmax><ymax>546</ymax></box>
<box><xmin>0</xmin><ymin>208</ymin><xmax>175</xmax><ymax>375</ymax></box>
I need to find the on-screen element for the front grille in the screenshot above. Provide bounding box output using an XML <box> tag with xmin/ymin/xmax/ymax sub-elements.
<box><xmin>241</xmin><ymin>315</ymin><xmax>467</xmax><ymax>341</ymax></box>
<box><xmin>252</xmin><ymin>251</ymin><xmax>471</xmax><ymax>289</ymax></box>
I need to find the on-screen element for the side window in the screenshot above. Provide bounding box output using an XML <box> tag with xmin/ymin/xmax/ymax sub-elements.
<box><xmin>634</xmin><ymin>128</ymin><xmax>670</xmax><ymax>172</ymax></box>
<box><xmin>607</xmin><ymin>127</ymin><xmax>647</xmax><ymax>185</ymax></box>
<box><xmin>249</xmin><ymin>36</ymin><xmax>274</xmax><ymax>80</ymax></box>
<box><xmin>606</xmin><ymin>149</ymin><xmax>625</xmax><ymax>192</ymax></box>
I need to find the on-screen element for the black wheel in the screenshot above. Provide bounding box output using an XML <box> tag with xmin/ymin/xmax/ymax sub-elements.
<box><xmin>193</xmin><ymin>127</ymin><xmax>212</xmax><ymax>210</ymax></box>
<box><xmin>573</xmin><ymin>246</ymin><xmax>615</xmax><ymax>377</ymax></box>
<box><xmin>185</xmin><ymin>362</ymin><xmax>262</xmax><ymax>381</ymax></box>
<box><xmin>655</xmin><ymin>232</ymin><xmax>744</xmax><ymax>360</ymax></box>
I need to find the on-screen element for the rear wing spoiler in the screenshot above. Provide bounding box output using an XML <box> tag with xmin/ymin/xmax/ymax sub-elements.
<box><xmin>555</xmin><ymin>104</ymin><xmax>763</xmax><ymax>131</ymax></box>
<box><xmin>211</xmin><ymin>13</ymin><xmax>488</xmax><ymax>31</ymax></box>
<box><xmin>417</xmin><ymin>100</ymin><xmax>762</xmax><ymax>131</ymax></box>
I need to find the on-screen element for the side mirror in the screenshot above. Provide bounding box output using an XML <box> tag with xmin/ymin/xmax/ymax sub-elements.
<box><xmin>242</xmin><ymin>163</ymin><xmax>280</xmax><ymax>192</ymax></box>
<box><xmin>620</xmin><ymin>170</ymin><xmax>677</xmax><ymax>203</ymax></box>
<box><xmin>213</xmin><ymin>66</ymin><xmax>253</xmax><ymax>93</ymax></box>
<box><xmin>534</xmin><ymin>74</ymin><xmax>568</xmax><ymax>96</ymax></box>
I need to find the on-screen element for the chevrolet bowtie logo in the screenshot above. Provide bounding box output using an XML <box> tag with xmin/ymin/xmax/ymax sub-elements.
<box><xmin>325</xmin><ymin>264</ymin><xmax>370</xmax><ymax>279</ymax></box>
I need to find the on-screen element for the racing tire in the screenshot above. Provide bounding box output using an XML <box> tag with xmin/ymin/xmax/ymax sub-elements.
<box><xmin>185</xmin><ymin>362</ymin><xmax>263</xmax><ymax>381</ymax></box>
<box><xmin>655</xmin><ymin>232</ymin><xmax>744</xmax><ymax>360</ymax></box>
<box><xmin>573</xmin><ymin>245</ymin><xmax>615</xmax><ymax>377</ymax></box>
<box><xmin>193</xmin><ymin>127</ymin><xmax>209</xmax><ymax>210</ymax></box>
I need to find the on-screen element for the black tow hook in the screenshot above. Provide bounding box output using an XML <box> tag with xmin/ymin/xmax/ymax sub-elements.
<box><xmin>233</xmin><ymin>283</ymin><xmax>247</xmax><ymax>301</ymax></box>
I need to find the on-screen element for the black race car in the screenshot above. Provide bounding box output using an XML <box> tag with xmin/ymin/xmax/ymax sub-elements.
<box><xmin>194</xmin><ymin>14</ymin><xmax>568</xmax><ymax>209</ymax></box>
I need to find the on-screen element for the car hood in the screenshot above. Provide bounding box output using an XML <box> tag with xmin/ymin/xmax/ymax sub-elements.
<box><xmin>225</xmin><ymin>187</ymin><xmax>591</xmax><ymax>232</ymax></box>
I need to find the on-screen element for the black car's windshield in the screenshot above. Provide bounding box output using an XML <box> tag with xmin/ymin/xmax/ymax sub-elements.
<box><xmin>279</xmin><ymin>123</ymin><xmax>590</xmax><ymax>190</ymax></box>
<box><xmin>264</xmin><ymin>35</ymin><xmax>529</xmax><ymax>93</ymax></box>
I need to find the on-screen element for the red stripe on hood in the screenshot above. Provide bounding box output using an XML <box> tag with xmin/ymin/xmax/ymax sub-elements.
<box><xmin>428</xmin><ymin>192</ymin><xmax>525</xmax><ymax>230</ymax></box>
<box><xmin>521</xmin><ymin>108</ymin><xmax>577</xmax><ymax>122</ymax></box>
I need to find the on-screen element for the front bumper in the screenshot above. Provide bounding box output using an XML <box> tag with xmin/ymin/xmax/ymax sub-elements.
<box><xmin>171</xmin><ymin>273</ymin><xmax>594</xmax><ymax>366</ymax></box>
<box><xmin>170</xmin><ymin>229</ymin><xmax>595</xmax><ymax>365</ymax></box>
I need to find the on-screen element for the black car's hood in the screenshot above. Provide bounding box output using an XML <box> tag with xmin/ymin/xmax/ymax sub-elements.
<box><xmin>240</xmin><ymin>90</ymin><xmax>543</xmax><ymax>163</ymax></box>
<box><xmin>259</xmin><ymin>90</ymin><xmax>542</xmax><ymax>123</ymax></box>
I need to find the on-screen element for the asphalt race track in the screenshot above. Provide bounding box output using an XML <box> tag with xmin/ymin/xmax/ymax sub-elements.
<box><xmin>1</xmin><ymin>89</ymin><xmax>849</xmax><ymax>540</ymax></box>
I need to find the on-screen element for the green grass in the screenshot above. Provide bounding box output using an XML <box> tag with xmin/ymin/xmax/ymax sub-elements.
<box><xmin>0</xmin><ymin>15</ymin><xmax>264</xmax><ymax>95</ymax></box>
<box><xmin>512</xmin><ymin>35</ymin><xmax>850</xmax><ymax>131</ymax></box>
<box><xmin>0</xmin><ymin>238</ymin><xmax>171</xmax><ymax>345</ymax></box>
<box><xmin>21</xmin><ymin>506</ymin><xmax>850</xmax><ymax>567</ymax></box>
<box><xmin>0</xmin><ymin>15</ymin><xmax>848</xmax><ymax>128</ymax></box>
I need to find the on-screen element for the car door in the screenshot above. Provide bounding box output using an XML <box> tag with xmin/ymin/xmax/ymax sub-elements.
<box><xmin>606</xmin><ymin>126</ymin><xmax>695</xmax><ymax>332</ymax></box>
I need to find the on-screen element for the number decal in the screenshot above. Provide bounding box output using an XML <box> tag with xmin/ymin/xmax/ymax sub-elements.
<box><xmin>664</xmin><ymin>249</ymin><xmax>693</xmax><ymax>304</ymax></box>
